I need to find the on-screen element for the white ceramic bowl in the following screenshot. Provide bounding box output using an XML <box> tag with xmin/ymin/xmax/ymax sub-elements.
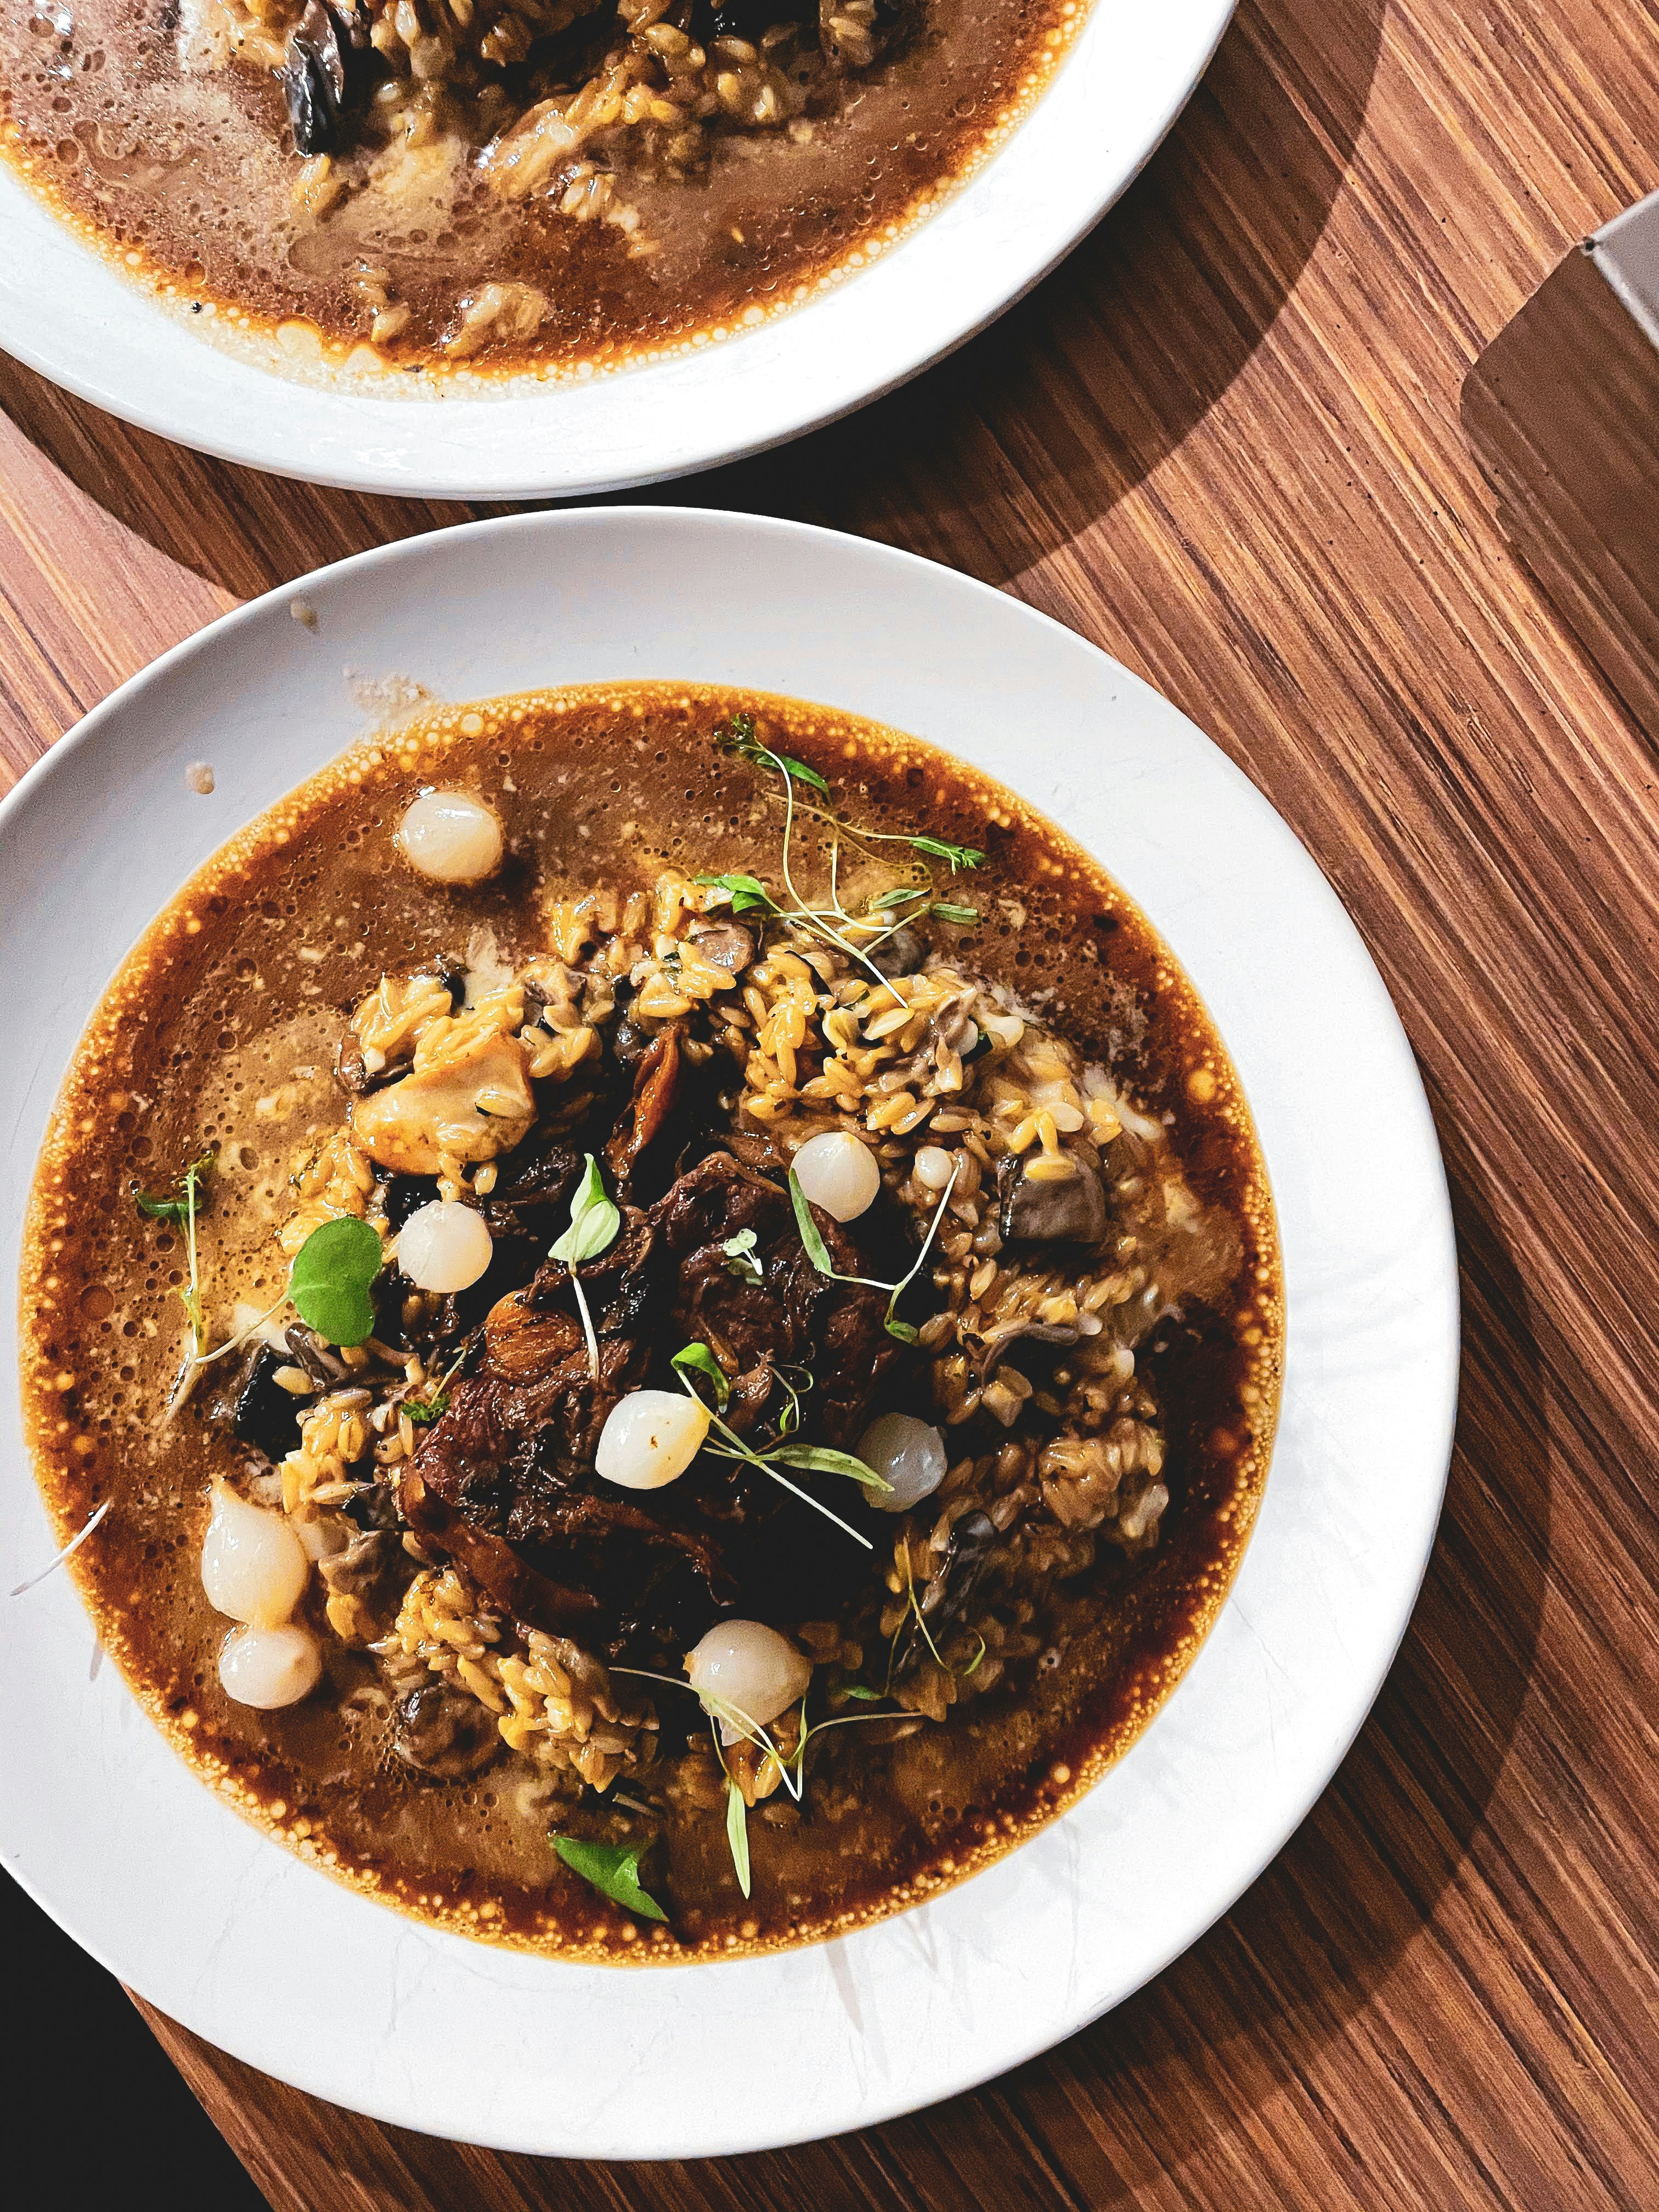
<box><xmin>0</xmin><ymin>1</ymin><xmax>1234</xmax><ymax>498</ymax></box>
<box><xmin>0</xmin><ymin>509</ymin><xmax>1457</xmax><ymax>2158</ymax></box>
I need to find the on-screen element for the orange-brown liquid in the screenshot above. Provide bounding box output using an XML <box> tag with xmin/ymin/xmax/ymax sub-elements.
<box><xmin>20</xmin><ymin>684</ymin><xmax>1280</xmax><ymax>1960</ymax></box>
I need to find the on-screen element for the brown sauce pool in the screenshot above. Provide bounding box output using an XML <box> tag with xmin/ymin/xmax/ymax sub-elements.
<box><xmin>20</xmin><ymin>682</ymin><xmax>1280</xmax><ymax>1961</ymax></box>
<box><xmin>1</xmin><ymin>2</ymin><xmax>1087</xmax><ymax>373</ymax></box>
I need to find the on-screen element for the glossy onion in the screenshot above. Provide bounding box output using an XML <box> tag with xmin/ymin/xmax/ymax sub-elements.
<box><xmin>218</xmin><ymin>1623</ymin><xmax>323</xmax><ymax>1709</ymax></box>
<box><xmin>397</xmin><ymin>790</ymin><xmax>504</xmax><ymax>886</ymax></box>
<box><xmin>857</xmin><ymin>1412</ymin><xmax>949</xmax><ymax>1513</ymax></box>
<box><xmin>686</xmin><ymin>1620</ymin><xmax>813</xmax><ymax>1728</ymax></box>
<box><xmin>200</xmin><ymin>1480</ymin><xmax>309</xmax><ymax>1627</ymax></box>
<box><xmin>595</xmin><ymin>1391</ymin><xmax>710</xmax><ymax>1490</ymax></box>
<box><xmin>398</xmin><ymin>1199</ymin><xmax>494</xmax><ymax>1293</ymax></box>
<box><xmin>792</xmin><ymin>1130</ymin><xmax>881</xmax><ymax>1222</ymax></box>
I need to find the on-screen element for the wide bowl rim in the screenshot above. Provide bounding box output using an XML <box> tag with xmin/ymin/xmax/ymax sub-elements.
<box><xmin>0</xmin><ymin>506</ymin><xmax>1458</xmax><ymax>2158</ymax></box>
<box><xmin>0</xmin><ymin>0</ymin><xmax>1237</xmax><ymax>498</ymax></box>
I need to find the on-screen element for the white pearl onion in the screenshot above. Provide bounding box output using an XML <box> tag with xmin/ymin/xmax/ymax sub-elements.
<box><xmin>200</xmin><ymin>1481</ymin><xmax>309</xmax><ymax>1627</ymax></box>
<box><xmin>397</xmin><ymin>790</ymin><xmax>504</xmax><ymax>885</ymax></box>
<box><xmin>857</xmin><ymin>1412</ymin><xmax>948</xmax><ymax>1513</ymax></box>
<box><xmin>595</xmin><ymin>1391</ymin><xmax>710</xmax><ymax>1490</ymax></box>
<box><xmin>686</xmin><ymin>1620</ymin><xmax>813</xmax><ymax>1728</ymax></box>
<box><xmin>912</xmin><ymin>1144</ymin><xmax>955</xmax><ymax>1192</ymax></box>
<box><xmin>398</xmin><ymin>1199</ymin><xmax>494</xmax><ymax>1293</ymax></box>
<box><xmin>792</xmin><ymin>1130</ymin><xmax>881</xmax><ymax>1222</ymax></box>
<box><xmin>218</xmin><ymin>1623</ymin><xmax>323</xmax><ymax>1709</ymax></box>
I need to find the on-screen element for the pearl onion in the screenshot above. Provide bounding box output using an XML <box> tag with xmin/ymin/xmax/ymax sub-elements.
<box><xmin>398</xmin><ymin>1199</ymin><xmax>494</xmax><ymax>1293</ymax></box>
<box><xmin>857</xmin><ymin>1412</ymin><xmax>948</xmax><ymax>1513</ymax></box>
<box><xmin>792</xmin><ymin>1130</ymin><xmax>881</xmax><ymax>1222</ymax></box>
<box><xmin>595</xmin><ymin>1391</ymin><xmax>710</xmax><ymax>1490</ymax></box>
<box><xmin>912</xmin><ymin>1145</ymin><xmax>955</xmax><ymax>1192</ymax></box>
<box><xmin>218</xmin><ymin>1623</ymin><xmax>322</xmax><ymax>1709</ymax></box>
<box><xmin>686</xmin><ymin>1620</ymin><xmax>813</xmax><ymax>1728</ymax></box>
<box><xmin>200</xmin><ymin>1481</ymin><xmax>309</xmax><ymax>1627</ymax></box>
<box><xmin>397</xmin><ymin>790</ymin><xmax>504</xmax><ymax>885</ymax></box>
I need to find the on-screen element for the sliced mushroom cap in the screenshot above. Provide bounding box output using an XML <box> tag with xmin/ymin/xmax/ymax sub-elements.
<box><xmin>215</xmin><ymin>1346</ymin><xmax>308</xmax><ymax>1464</ymax></box>
<box><xmin>317</xmin><ymin>1526</ymin><xmax>402</xmax><ymax>1606</ymax></box>
<box><xmin>688</xmin><ymin>921</ymin><xmax>754</xmax><ymax>974</ymax></box>
<box><xmin>351</xmin><ymin>1028</ymin><xmax>535</xmax><ymax>1176</ymax></box>
<box><xmin>868</xmin><ymin>924</ymin><xmax>928</xmax><ymax>978</ymax></box>
<box><xmin>392</xmin><ymin>1684</ymin><xmax>501</xmax><ymax>1780</ymax></box>
<box><xmin>999</xmin><ymin>1154</ymin><xmax>1109</xmax><ymax>1246</ymax></box>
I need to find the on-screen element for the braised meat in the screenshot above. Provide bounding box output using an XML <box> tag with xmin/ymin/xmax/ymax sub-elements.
<box><xmin>404</xmin><ymin>1147</ymin><xmax>911</xmax><ymax>1656</ymax></box>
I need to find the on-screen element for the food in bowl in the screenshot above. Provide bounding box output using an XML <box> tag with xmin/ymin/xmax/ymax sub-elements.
<box><xmin>20</xmin><ymin>684</ymin><xmax>1280</xmax><ymax>1959</ymax></box>
<box><xmin>1</xmin><ymin>0</ymin><xmax>1091</xmax><ymax>371</ymax></box>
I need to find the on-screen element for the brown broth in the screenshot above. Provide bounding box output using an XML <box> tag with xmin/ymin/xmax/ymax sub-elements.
<box><xmin>1</xmin><ymin>2</ymin><xmax>1086</xmax><ymax>373</ymax></box>
<box><xmin>20</xmin><ymin>682</ymin><xmax>1281</xmax><ymax>1961</ymax></box>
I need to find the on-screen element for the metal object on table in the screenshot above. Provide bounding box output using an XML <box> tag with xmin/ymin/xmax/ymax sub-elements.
<box><xmin>1464</xmin><ymin>188</ymin><xmax>1659</xmax><ymax>743</ymax></box>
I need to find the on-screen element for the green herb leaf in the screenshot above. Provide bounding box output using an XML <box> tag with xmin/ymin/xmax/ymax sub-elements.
<box><xmin>883</xmin><ymin>1316</ymin><xmax>921</xmax><ymax>1344</ymax></box>
<box><xmin>550</xmin><ymin>1154</ymin><xmax>620</xmax><ymax>1268</ymax></box>
<box><xmin>929</xmin><ymin>902</ymin><xmax>981</xmax><ymax>927</ymax></box>
<box><xmin>289</xmin><ymin>1216</ymin><xmax>382</xmax><ymax>1347</ymax></box>
<box><xmin>838</xmin><ymin>1684</ymin><xmax>887</xmax><ymax>1703</ymax></box>
<box><xmin>550</xmin><ymin>1833</ymin><xmax>668</xmax><ymax>1922</ymax></box>
<box><xmin>403</xmin><ymin>1392</ymin><xmax>450</xmax><ymax>1426</ymax></box>
<box><xmin>132</xmin><ymin>1146</ymin><xmax>217</xmax><ymax>1224</ymax></box>
<box><xmin>788</xmin><ymin>1169</ymin><xmax>834</xmax><ymax>1276</ymax></box>
<box><xmin>713</xmin><ymin>718</ymin><xmax>830</xmax><ymax>794</ymax></box>
<box><xmin>962</xmin><ymin>1634</ymin><xmax>988</xmax><ymax>1678</ymax></box>
<box><xmin>693</xmin><ymin>871</ymin><xmax>781</xmax><ymax>918</ymax></box>
<box><xmin>671</xmin><ymin>1340</ymin><xmax>730</xmax><ymax>1411</ymax></box>
<box><xmin>767</xmin><ymin>1443</ymin><xmax>890</xmax><ymax>1491</ymax></box>
<box><xmin>725</xmin><ymin>1777</ymin><xmax>752</xmax><ymax>1899</ymax></box>
<box><xmin>911</xmin><ymin>836</ymin><xmax>984</xmax><ymax>872</ymax></box>
<box><xmin>721</xmin><ymin>1227</ymin><xmax>763</xmax><ymax>1285</ymax></box>
<box><xmin>869</xmin><ymin>885</ymin><xmax>928</xmax><ymax>912</ymax></box>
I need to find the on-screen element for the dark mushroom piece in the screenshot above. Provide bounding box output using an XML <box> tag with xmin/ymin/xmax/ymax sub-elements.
<box><xmin>281</xmin><ymin>0</ymin><xmax>374</xmax><ymax>158</ymax></box>
<box><xmin>317</xmin><ymin>1526</ymin><xmax>403</xmax><ymax>1618</ymax></box>
<box><xmin>868</xmin><ymin>924</ymin><xmax>928</xmax><ymax>978</ymax></box>
<box><xmin>284</xmin><ymin>1323</ymin><xmax>349</xmax><ymax>1388</ymax></box>
<box><xmin>391</xmin><ymin>1684</ymin><xmax>501</xmax><ymax>1780</ymax></box>
<box><xmin>998</xmin><ymin>1153</ymin><xmax>1109</xmax><ymax>1246</ymax></box>
<box><xmin>688</xmin><ymin>920</ymin><xmax>754</xmax><ymax>974</ymax></box>
<box><xmin>895</xmin><ymin>1509</ymin><xmax>998</xmax><ymax>1677</ymax></box>
<box><xmin>214</xmin><ymin>1345</ymin><xmax>308</xmax><ymax>1463</ymax></box>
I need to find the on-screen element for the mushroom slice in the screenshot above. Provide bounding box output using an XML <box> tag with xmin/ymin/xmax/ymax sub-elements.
<box><xmin>998</xmin><ymin>1153</ymin><xmax>1109</xmax><ymax>1246</ymax></box>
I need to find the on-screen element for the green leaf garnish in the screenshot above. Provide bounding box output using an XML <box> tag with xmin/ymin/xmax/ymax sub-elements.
<box><xmin>767</xmin><ymin>1442</ymin><xmax>890</xmax><ymax>1492</ymax></box>
<box><xmin>132</xmin><ymin>1145</ymin><xmax>217</xmax><ymax>1224</ymax></box>
<box><xmin>671</xmin><ymin>1340</ymin><xmax>730</xmax><ymax>1411</ymax></box>
<box><xmin>910</xmin><ymin>836</ymin><xmax>984</xmax><ymax>872</ymax></box>
<box><xmin>714</xmin><ymin>714</ymin><xmax>829</xmax><ymax>794</ymax></box>
<box><xmin>289</xmin><ymin>1215</ymin><xmax>382</xmax><ymax>1347</ymax></box>
<box><xmin>787</xmin><ymin>1169</ymin><xmax>835</xmax><ymax>1274</ymax></box>
<box><xmin>693</xmin><ymin>871</ymin><xmax>781</xmax><ymax>917</ymax></box>
<box><xmin>550</xmin><ymin>1833</ymin><xmax>668</xmax><ymax>1922</ymax></box>
<box><xmin>550</xmin><ymin>1154</ymin><xmax>620</xmax><ymax>1268</ymax></box>
<box><xmin>721</xmin><ymin>1228</ymin><xmax>763</xmax><ymax>1284</ymax></box>
<box><xmin>724</xmin><ymin>1777</ymin><xmax>752</xmax><ymax>1899</ymax></box>
<box><xmin>870</xmin><ymin>886</ymin><xmax>928</xmax><ymax>912</ymax></box>
<box><xmin>838</xmin><ymin>1684</ymin><xmax>887</xmax><ymax>1702</ymax></box>
<box><xmin>551</xmin><ymin>1155</ymin><xmax>620</xmax><ymax>1384</ymax></box>
<box><xmin>929</xmin><ymin>901</ymin><xmax>980</xmax><ymax>927</ymax></box>
<box><xmin>403</xmin><ymin>1392</ymin><xmax>450</xmax><ymax>1425</ymax></box>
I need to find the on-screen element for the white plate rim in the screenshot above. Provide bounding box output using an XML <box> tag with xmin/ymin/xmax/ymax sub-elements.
<box><xmin>0</xmin><ymin>0</ymin><xmax>1236</xmax><ymax>498</ymax></box>
<box><xmin>0</xmin><ymin>506</ymin><xmax>1458</xmax><ymax>2159</ymax></box>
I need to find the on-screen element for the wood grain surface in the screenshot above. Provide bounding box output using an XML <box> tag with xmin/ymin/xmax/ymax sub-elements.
<box><xmin>5</xmin><ymin>0</ymin><xmax>1658</xmax><ymax>2204</ymax></box>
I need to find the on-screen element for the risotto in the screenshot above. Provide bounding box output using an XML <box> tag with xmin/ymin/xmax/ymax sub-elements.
<box><xmin>19</xmin><ymin>684</ymin><xmax>1280</xmax><ymax>1959</ymax></box>
<box><xmin>1</xmin><ymin>0</ymin><xmax>1092</xmax><ymax>373</ymax></box>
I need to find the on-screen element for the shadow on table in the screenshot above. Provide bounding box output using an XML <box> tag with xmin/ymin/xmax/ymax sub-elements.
<box><xmin>0</xmin><ymin>0</ymin><xmax>1385</xmax><ymax>602</ymax></box>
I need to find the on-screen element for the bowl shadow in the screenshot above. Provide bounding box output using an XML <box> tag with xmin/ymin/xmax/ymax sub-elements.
<box><xmin>0</xmin><ymin>0</ymin><xmax>1385</xmax><ymax>604</ymax></box>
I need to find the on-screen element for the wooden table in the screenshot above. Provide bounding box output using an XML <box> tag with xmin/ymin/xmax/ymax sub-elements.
<box><xmin>5</xmin><ymin>0</ymin><xmax>1658</xmax><ymax>2203</ymax></box>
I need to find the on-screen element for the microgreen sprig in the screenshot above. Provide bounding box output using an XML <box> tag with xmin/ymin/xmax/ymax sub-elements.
<box><xmin>550</xmin><ymin>1154</ymin><xmax>621</xmax><ymax>1381</ymax></box>
<box><xmin>134</xmin><ymin>1147</ymin><xmax>217</xmax><ymax>1356</ymax></box>
<box><xmin>721</xmin><ymin>1227</ymin><xmax>763</xmax><ymax>1285</ymax></box>
<box><xmin>788</xmin><ymin>1161</ymin><xmax>958</xmax><ymax>1344</ymax></box>
<box><xmin>670</xmin><ymin>1343</ymin><xmax>888</xmax><ymax>1547</ymax></box>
